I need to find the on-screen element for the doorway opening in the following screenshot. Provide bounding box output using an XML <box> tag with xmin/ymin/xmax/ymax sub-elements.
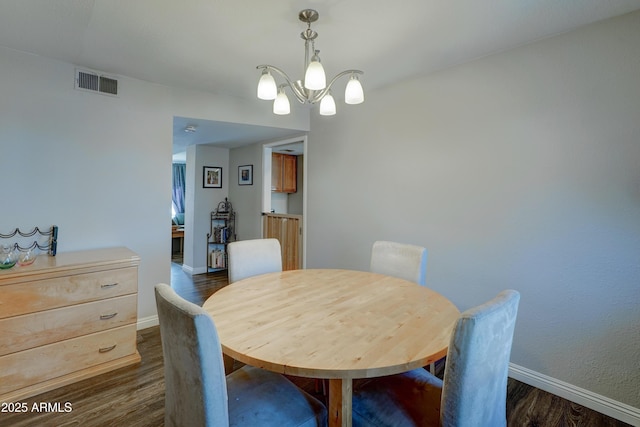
<box><xmin>171</xmin><ymin>161</ymin><xmax>186</xmax><ymax>265</ymax></box>
<box><xmin>262</xmin><ymin>136</ymin><xmax>308</xmax><ymax>268</ymax></box>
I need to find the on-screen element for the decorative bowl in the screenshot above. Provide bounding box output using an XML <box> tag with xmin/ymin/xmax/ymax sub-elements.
<box><xmin>18</xmin><ymin>248</ymin><xmax>37</xmax><ymax>266</ymax></box>
<box><xmin>0</xmin><ymin>246</ymin><xmax>17</xmax><ymax>269</ymax></box>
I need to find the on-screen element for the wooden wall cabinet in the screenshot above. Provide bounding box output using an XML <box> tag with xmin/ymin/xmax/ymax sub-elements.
<box><xmin>0</xmin><ymin>247</ymin><xmax>141</xmax><ymax>402</ymax></box>
<box><xmin>272</xmin><ymin>153</ymin><xmax>297</xmax><ymax>193</ymax></box>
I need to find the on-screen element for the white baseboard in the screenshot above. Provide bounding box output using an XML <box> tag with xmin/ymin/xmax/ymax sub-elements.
<box><xmin>181</xmin><ymin>264</ymin><xmax>207</xmax><ymax>275</ymax></box>
<box><xmin>509</xmin><ymin>363</ymin><xmax>640</xmax><ymax>426</ymax></box>
<box><xmin>136</xmin><ymin>315</ymin><xmax>159</xmax><ymax>330</ymax></box>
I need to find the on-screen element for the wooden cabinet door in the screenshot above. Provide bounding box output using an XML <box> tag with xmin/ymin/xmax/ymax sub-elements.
<box><xmin>272</xmin><ymin>153</ymin><xmax>297</xmax><ymax>193</ymax></box>
<box><xmin>263</xmin><ymin>214</ymin><xmax>301</xmax><ymax>270</ymax></box>
<box><xmin>271</xmin><ymin>153</ymin><xmax>283</xmax><ymax>192</ymax></box>
<box><xmin>282</xmin><ymin>154</ymin><xmax>297</xmax><ymax>193</ymax></box>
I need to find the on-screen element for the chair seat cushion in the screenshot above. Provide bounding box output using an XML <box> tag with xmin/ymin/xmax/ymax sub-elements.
<box><xmin>227</xmin><ymin>365</ymin><xmax>327</xmax><ymax>427</ymax></box>
<box><xmin>353</xmin><ymin>368</ymin><xmax>443</xmax><ymax>427</ymax></box>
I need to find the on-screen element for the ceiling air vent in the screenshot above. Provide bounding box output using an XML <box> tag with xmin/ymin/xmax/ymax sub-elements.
<box><xmin>75</xmin><ymin>69</ymin><xmax>118</xmax><ymax>96</ymax></box>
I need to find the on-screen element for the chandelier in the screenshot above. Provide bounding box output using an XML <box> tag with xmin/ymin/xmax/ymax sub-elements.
<box><xmin>256</xmin><ymin>9</ymin><xmax>364</xmax><ymax>116</ymax></box>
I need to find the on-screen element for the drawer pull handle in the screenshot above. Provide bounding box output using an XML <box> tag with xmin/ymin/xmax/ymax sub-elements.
<box><xmin>101</xmin><ymin>283</ymin><xmax>119</xmax><ymax>289</ymax></box>
<box><xmin>99</xmin><ymin>344</ymin><xmax>117</xmax><ymax>353</ymax></box>
<box><xmin>100</xmin><ymin>312</ymin><xmax>118</xmax><ymax>320</ymax></box>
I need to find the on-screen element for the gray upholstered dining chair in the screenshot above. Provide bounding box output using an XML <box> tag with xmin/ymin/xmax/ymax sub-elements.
<box><xmin>352</xmin><ymin>290</ymin><xmax>520</xmax><ymax>427</ymax></box>
<box><xmin>370</xmin><ymin>240</ymin><xmax>428</xmax><ymax>286</ymax></box>
<box><xmin>154</xmin><ymin>283</ymin><xmax>327</xmax><ymax>427</ymax></box>
<box><xmin>227</xmin><ymin>238</ymin><xmax>282</xmax><ymax>284</ymax></box>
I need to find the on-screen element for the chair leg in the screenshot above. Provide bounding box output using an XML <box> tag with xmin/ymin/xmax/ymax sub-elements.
<box><xmin>223</xmin><ymin>354</ymin><xmax>235</xmax><ymax>375</ymax></box>
<box><xmin>425</xmin><ymin>356</ymin><xmax>446</xmax><ymax>378</ymax></box>
<box><xmin>314</xmin><ymin>379</ymin><xmax>328</xmax><ymax>397</ymax></box>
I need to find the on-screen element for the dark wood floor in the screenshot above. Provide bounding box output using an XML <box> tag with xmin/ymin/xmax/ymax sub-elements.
<box><xmin>0</xmin><ymin>260</ymin><xmax>631</xmax><ymax>427</ymax></box>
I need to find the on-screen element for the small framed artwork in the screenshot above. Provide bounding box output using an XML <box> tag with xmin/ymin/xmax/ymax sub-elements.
<box><xmin>203</xmin><ymin>166</ymin><xmax>222</xmax><ymax>188</ymax></box>
<box><xmin>238</xmin><ymin>165</ymin><xmax>253</xmax><ymax>186</ymax></box>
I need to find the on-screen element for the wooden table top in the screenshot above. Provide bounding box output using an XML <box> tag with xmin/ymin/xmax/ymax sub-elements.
<box><xmin>203</xmin><ymin>269</ymin><xmax>460</xmax><ymax>379</ymax></box>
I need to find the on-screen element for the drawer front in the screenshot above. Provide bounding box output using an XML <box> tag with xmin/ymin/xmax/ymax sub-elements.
<box><xmin>0</xmin><ymin>324</ymin><xmax>137</xmax><ymax>395</ymax></box>
<box><xmin>0</xmin><ymin>267</ymin><xmax>137</xmax><ymax>318</ymax></box>
<box><xmin>0</xmin><ymin>294</ymin><xmax>137</xmax><ymax>356</ymax></box>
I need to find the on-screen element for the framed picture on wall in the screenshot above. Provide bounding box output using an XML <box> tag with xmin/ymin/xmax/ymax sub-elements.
<box><xmin>203</xmin><ymin>166</ymin><xmax>222</xmax><ymax>188</ymax></box>
<box><xmin>238</xmin><ymin>165</ymin><xmax>253</xmax><ymax>186</ymax></box>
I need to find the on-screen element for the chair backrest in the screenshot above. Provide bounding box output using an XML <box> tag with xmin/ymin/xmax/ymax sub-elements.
<box><xmin>154</xmin><ymin>283</ymin><xmax>229</xmax><ymax>427</ymax></box>
<box><xmin>227</xmin><ymin>238</ymin><xmax>283</xmax><ymax>284</ymax></box>
<box><xmin>370</xmin><ymin>240</ymin><xmax>427</xmax><ymax>286</ymax></box>
<box><xmin>440</xmin><ymin>290</ymin><xmax>520</xmax><ymax>427</ymax></box>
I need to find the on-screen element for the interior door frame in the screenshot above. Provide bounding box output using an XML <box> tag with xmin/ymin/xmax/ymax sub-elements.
<box><xmin>262</xmin><ymin>135</ymin><xmax>308</xmax><ymax>268</ymax></box>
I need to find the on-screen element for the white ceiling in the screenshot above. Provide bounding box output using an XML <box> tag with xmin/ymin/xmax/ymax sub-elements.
<box><xmin>172</xmin><ymin>116</ymin><xmax>303</xmax><ymax>155</ymax></box>
<box><xmin>2</xmin><ymin>0</ymin><xmax>639</xmax><ymax>154</ymax></box>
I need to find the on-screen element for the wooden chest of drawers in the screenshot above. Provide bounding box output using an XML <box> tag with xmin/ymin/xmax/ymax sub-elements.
<box><xmin>0</xmin><ymin>247</ymin><xmax>141</xmax><ymax>401</ymax></box>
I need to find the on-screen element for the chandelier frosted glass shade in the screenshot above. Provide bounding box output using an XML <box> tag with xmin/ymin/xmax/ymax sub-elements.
<box><xmin>345</xmin><ymin>75</ymin><xmax>364</xmax><ymax>104</ymax></box>
<box><xmin>273</xmin><ymin>87</ymin><xmax>291</xmax><ymax>115</ymax></box>
<box><xmin>319</xmin><ymin>91</ymin><xmax>336</xmax><ymax>116</ymax></box>
<box><xmin>257</xmin><ymin>70</ymin><xmax>277</xmax><ymax>100</ymax></box>
<box><xmin>256</xmin><ymin>9</ymin><xmax>363</xmax><ymax>116</ymax></box>
<box><xmin>304</xmin><ymin>52</ymin><xmax>326</xmax><ymax>90</ymax></box>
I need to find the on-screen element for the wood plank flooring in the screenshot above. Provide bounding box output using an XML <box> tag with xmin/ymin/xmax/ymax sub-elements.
<box><xmin>0</xmin><ymin>262</ymin><xmax>631</xmax><ymax>427</ymax></box>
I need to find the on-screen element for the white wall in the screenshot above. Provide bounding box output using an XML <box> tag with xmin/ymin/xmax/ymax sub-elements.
<box><xmin>0</xmin><ymin>47</ymin><xmax>172</xmax><ymax>322</ymax></box>
<box><xmin>229</xmin><ymin>143</ymin><xmax>264</xmax><ymax>241</ymax></box>
<box><xmin>288</xmin><ymin>155</ymin><xmax>304</xmax><ymax>215</ymax></box>
<box><xmin>0</xmin><ymin>45</ymin><xmax>309</xmax><ymax>321</ymax></box>
<box><xmin>183</xmin><ymin>144</ymin><xmax>229</xmax><ymax>274</ymax></box>
<box><xmin>270</xmin><ymin>192</ymin><xmax>288</xmax><ymax>214</ymax></box>
<box><xmin>306</xmin><ymin>11</ymin><xmax>640</xmax><ymax>410</ymax></box>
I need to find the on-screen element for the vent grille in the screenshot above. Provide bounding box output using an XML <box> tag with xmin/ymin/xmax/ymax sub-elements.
<box><xmin>77</xmin><ymin>71</ymin><xmax>99</xmax><ymax>91</ymax></box>
<box><xmin>99</xmin><ymin>76</ymin><xmax>118</xmax><ymax>95</ymax></box>
<box><xmin>75</xmin><ymin>69</ymin><xmax>118</xmax><ymax>96</ymax></box>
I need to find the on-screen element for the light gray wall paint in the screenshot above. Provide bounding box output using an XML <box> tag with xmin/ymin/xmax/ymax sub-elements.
<box><xmin>271</xmin><ymin>192</ymin><xmax>288</xmax><ymax>214</ymax></box>
<box><xmin>0</xmin><ymin>47</ymin><xmax>171</xmax><ymax>322</ymax></box>
<box><xmin>288</xmin><ymin>155</ymin><xmax>304</xmax><ymax>215</ymax></box>
<box><xmin>306</xmin><ymin>11</ymin><xmax>640</xmax><ymax>408</ymax></box>
<box><xmin>183</xmin><ymin>144</ymin><xmax>229</xmax><ymax>274</ymax></box>
<box><xmin>229</xmin><ymin>143</ymin><xmax>264</xmax><ymax>241</ymax></box>
<box><xmin>0</xmin><ymin>45</ymin><xmax>308</xmax><ymax>321</ymax></box>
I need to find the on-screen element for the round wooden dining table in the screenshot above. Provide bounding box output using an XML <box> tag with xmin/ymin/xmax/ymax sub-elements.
<box><xmin>203</xmin><ymin>269</ymin><xmax>460</xmax><ymax>427</ymax></box>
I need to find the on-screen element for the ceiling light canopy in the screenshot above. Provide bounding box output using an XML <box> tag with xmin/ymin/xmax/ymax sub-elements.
<box><xmin>257</xmin><ymin>9</ymin><xmax>364</xmax><ymax>116</ymax></box>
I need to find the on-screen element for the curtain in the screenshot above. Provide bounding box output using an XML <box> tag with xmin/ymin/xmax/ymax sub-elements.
<box><xmin>172</xmin><ymin>163</ymin><xmax>186</xmax><ymax>217</ymax></box>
